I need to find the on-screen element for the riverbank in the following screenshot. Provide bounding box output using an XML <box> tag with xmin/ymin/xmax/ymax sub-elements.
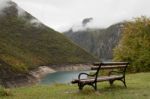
<box><xmin>30</xmin><ymin>64</ymin><xmax>92</xmax><ymax>80</ymax></box>
<box><xmin>30</xmin><ymin>64</ymin><xmax>93</xmax><ymax>85</ymax></box>
<box><xmin>29</xmin><ymin>66</ymin><xmax>56</xmax><ymax>81</ymax></box>
<box><xmin>1</xmin><ymin>64</ymin><xmax>92</xmax><ymax>87</ymax></box>
<box><xmin>50</xmin><ymin>64</ymin><xmax>92</xmax><ymax>71</ymax></box>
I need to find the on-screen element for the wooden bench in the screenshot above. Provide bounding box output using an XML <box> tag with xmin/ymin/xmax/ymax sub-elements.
<box><xmin>71</xmin><ymin>62</ymin><xmax>129</xmax><ymax>91</ymax></box>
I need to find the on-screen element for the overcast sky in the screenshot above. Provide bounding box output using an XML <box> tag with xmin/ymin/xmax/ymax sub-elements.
<box><xmin>12</xmin><ymin>0</ymin><xmax>150</xmax><ymax>32</ymax></box>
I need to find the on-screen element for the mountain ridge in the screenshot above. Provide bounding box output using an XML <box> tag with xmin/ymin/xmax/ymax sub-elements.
<box><xmin>64</xmin><ymin>23</ymin><xmax>123</xmax><ymax>60</ymax></box>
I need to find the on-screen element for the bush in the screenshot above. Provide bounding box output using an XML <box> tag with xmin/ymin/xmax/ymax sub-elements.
<box><xmin>113</xmin><ymin>16</ymin><xmax>150</xmax><ymax>72</ymax></box>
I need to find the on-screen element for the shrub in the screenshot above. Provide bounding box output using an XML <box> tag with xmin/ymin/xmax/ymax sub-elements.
<box><xmin>113</xmin><ymin>16</ymin><xmax>150</xmax><ymax>72</ymax></box>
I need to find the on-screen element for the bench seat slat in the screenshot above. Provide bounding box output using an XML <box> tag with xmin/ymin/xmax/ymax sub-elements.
<box><xmin>71</xmin><ymin>75</ymin><xmax>123</xmax><ymax>84</ymax></box>
<box><xmin>91</xmin><ymin>65</ymin><xmax>126</xmax><ymax>70</ymax></box>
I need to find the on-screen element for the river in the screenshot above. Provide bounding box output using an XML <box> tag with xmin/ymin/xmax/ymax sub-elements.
<box><xmin>40</xmin><ymin>70</ymin><xmax>91</xmax><ymax>84</ymax></box>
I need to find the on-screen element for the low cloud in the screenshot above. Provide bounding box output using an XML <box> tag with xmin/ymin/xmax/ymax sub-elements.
<box><xmin>12</xmin><ymin>0</ymin><xmax>150</xmax><ymax>32</ymax></box>
<box><xmin>30</xmin><ymin>18</ymin><xmax>42</xmax><ymax>27</ymax></box>
<box><xmin>71</xmin><ymin>18</ymin><xmax>95</xmax><ymax>32</ymax></box>
<box><xmin>0</xmin><ymin>0</ymin><xmax>11</xmax><ymax>14</ymax></box>
<box><xmin>0</xmin><ymin>0</ymin><xmax>27</xmax><ymax>17</ymax></box>
<box><xmin>0</xmin><ymin>0</ymin><xmax>42</xmax><ymax>28</ymax></box>
<box><xmin>17</xmin><ymin>6</ymin><xmax>26</xmax><ymax>16</ymax></box>
<box><xmin>82</xmin><ymin>17</ymin><xmax>93</xmax><ymax>27</ymax></box>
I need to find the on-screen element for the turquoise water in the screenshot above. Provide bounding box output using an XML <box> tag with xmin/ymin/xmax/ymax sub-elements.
<box><xmin>40</xmin><ymin>70</ymin><xmax>91</xmax><ymax>84</ymax></box>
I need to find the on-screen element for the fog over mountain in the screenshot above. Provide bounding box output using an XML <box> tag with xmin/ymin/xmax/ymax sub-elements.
<box><xmin>64</xmin><ymin>20</ymin><xmax>123</xmax><ymax>61</ymax></box>
<box><xmin>13</xmin><ymin>0</ymin><xmax>150</xmax><ymax>32</ymax></box>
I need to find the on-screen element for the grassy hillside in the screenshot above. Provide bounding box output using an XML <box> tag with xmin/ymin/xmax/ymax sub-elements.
<box><xmin>0</xmin><ymin>1</ymin><xmax>97</xmax><ymax>73</ymax></box>
<box><xmin>1</xmin><ymin>72</ymin><xmax>150</xmax><ymax>99</ymax></box>
<box><xmin>64</xmin><ymin>23</ymin><xmax>123</xmax><ymax>60</ymax></box>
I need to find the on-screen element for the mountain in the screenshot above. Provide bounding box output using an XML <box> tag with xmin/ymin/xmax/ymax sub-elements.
<box><xmin>64</xmin><ymin>23</ymin><xmax>123</xmax><ymax>61</ymax></box>
<box><xmin>0</xmin><ymin>0</ymin><xmax>98</xmax><ymax>87</ymax></box>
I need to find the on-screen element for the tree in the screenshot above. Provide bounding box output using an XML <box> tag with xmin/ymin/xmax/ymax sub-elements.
<box><xmin>113</xmin><ymin>16</ymin><xmax>150</xmax><ymax>72</ymax></box>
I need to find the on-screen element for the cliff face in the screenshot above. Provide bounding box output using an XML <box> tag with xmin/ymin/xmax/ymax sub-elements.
<box><xmin>64</xmin><ymin>23</ymin><xmax>123</xmax><ymax>61</ymax></box>
<box><xmin>0</xmin><ymin>0</ymin><xmax>98</xmax><ymax>87</ymax></box>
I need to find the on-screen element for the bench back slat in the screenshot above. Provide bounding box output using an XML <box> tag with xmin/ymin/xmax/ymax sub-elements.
<box><xmin>91</xmin><ymin>62</ymin><xmax>129</xmax><ymax>81</ymax></box>
<box><xmin>91</xmin><ymin>65</ymin><xmax>127</xmax><ymax>70</ymax></box>
<box><xmin>93</xmin><ymin>62</ymin><xmax>129</xmax><ymax>66</ymax></box>
<box><xmin>92</xmin><ymin>62</ymin><xmax>128</xmax><ymax>70</ymax></box>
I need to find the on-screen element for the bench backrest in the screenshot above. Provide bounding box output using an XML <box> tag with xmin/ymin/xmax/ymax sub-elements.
<box><xmin>91</xmin><ymin>62</ymin><xmax>129</xmax><ymax>82</ymax></box>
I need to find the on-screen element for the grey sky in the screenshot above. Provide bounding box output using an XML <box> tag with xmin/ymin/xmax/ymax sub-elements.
<box><xmin>12</xmin><ymin>0</ymin><xmax>150</xmax><ymax>32</ymax></box>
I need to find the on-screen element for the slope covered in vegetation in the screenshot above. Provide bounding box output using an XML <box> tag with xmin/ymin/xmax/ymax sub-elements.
<box><xmin>0</xmin><ymin>0</ymin><xmax>97</xmax><ymax>83</ymax></box>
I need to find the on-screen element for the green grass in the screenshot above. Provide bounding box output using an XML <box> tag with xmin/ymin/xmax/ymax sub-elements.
<box><xmin>1</xmin><ymin>72</ymin><xmax>150</xmax><ymax>99</ymax></box>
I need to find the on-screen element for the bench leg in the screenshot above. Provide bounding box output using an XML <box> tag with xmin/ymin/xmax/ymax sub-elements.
<box><xmin>120</xmin><ymin>78</ymin><xmax>127</xmax><ymax>88</ymax></box>
<box><xmin>78</xmin><ymin>83</ymin><xmax>84</xmax><ymax>90</ymax></box>
<box><xmin>90</xmin><ymin>82</ymin><xmax>97</xmax><ymax>91</ymax></box>
<box><xmin>109</xmin><ymin>80</ymin><xmax>114</xmax><ymax>86</ymax></box>
<box><xmin>94</xmin><ymin>83</ymin><xmax>97</xmax><ymax>91</ymax></box>
<box><xmin>78</xmin><ymin>82</ymin><xmax>97</xmax><ymax>91</ymax></box>
<box><xmin>79</xmin><ymin>86</ymin><xmax>83</xmax><ymax>90</ymax></box>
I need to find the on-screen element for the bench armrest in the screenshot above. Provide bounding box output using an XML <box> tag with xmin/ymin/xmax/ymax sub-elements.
<box><xmin>78</xmin><ymin>72</ymin><xmax>96</xmax><ymax>80</ymax></box>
